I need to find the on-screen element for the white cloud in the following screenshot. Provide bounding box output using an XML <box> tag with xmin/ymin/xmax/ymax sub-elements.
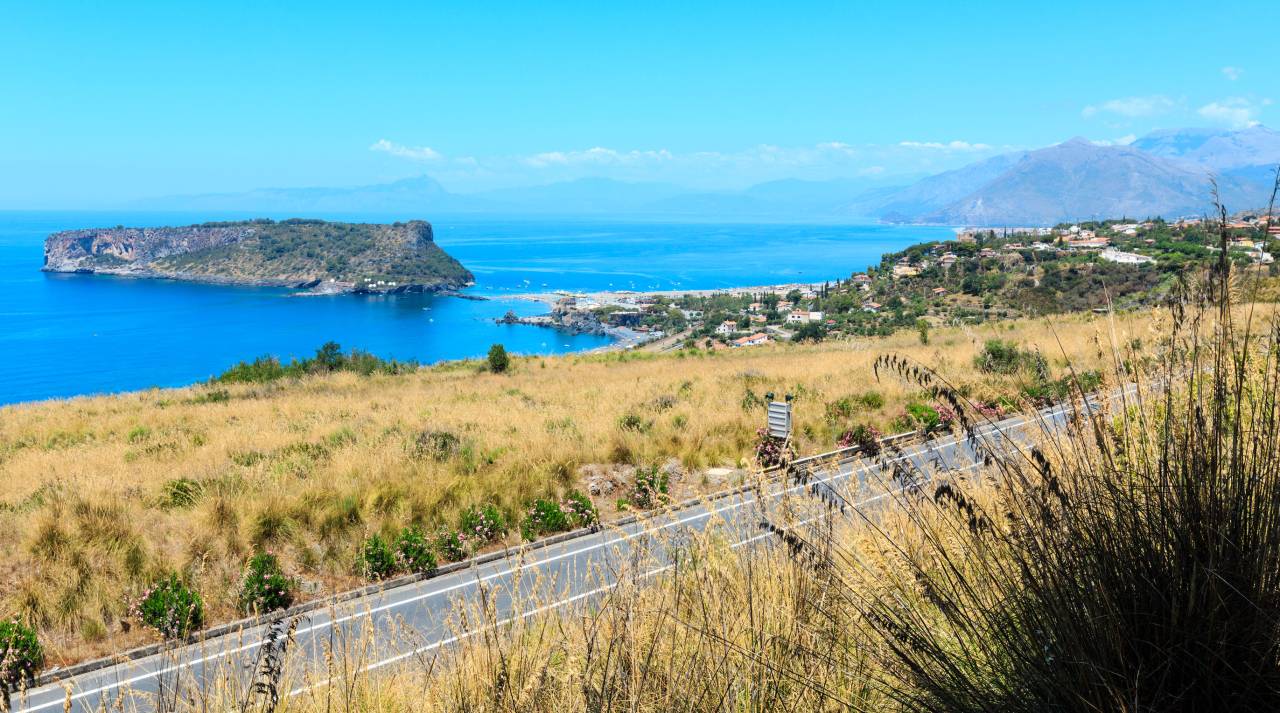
<box><xmin>898</xmin><ymin>140</ymin><xmax>993</xmax><ymax>151</ymax></box>
<box><xmin>1082</xmin><ymin>95</ymin><xmax>1176</xmax><ymax>119</ymax></box>
<box><xmin>370</xmin><ymin>139</ymin><xmax>443</xmax><ymax>162</ymax></box>
<box><xmin>1091</xmin><ymin>134</ymin><xmax>1137</xmax><ymax>146</ymax></box>
<box><xmin>523</xmin><ymin>147</ymin><xmax>673</xmax><ymax>167</ymax></box>
<box><xmin>1197</xmin><ymin>98</ymin><xmax>1260</xmax><ymax>128</ymax></box>
<box><xmin>1222</xmin><ymin>66</ymin><xmax>1244</xmax><ymax>81</ymax></box>
<box><xmin>816</xmin><ymin>141</ymin><xmax>856</xmax><ymax>154</ymax></box>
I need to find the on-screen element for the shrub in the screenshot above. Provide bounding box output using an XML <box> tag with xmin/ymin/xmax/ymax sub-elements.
<box><xmin>433</xmin><ymin>530</ymin><xmax>467</xmax><ymax>563</ymax></box>
<box><xmin>487</xmin><ymin>343</ymin><xmax>510</xmax><ymax>374</ymax></box>
<box><xmin>459</xmin><ymin>504</ymin><xmax>505</xmax><ymax>543</ymax></box>
<box><xmin>135</xmin><ymin>574</ymin><xmax>205</xmax><ymax>638</ymax></box>
<box><xmin>837</xmin><ymin>423</ymin><xmax>881</xmax><ymax>455</ymax></box>
<box><xmin>239</xmin><ymin>553</ymin><xmax>296</xmax><ymax>615</ymax></box>
<box><xmin>895</xmin><ymin>401</ymin><xmax>942</xmax><ymax>432</ymax></box>
<box><xmin>412</xmin><ymin>429</ymin><xmax>462</xmax><ymax>461</ymax></box>
<box><xmin>160</xmin><ymin>477</ymin><xmax>203</xmax><ymax>509</ymax></box>
<box><xmin>973</xmin><ymin>339</ymin><xmax>1045</xmax><ymax>375</ymax></box>
<box><xmin>0</xmin><ymin>618</ymin><xmax>43</xmax><ymax>689</ymax></box>
<box><xmin>617</xmin><ymin>412</ymin><xmax>653</xmax><ymax>433</ymax></box>
<box><xmin>395</xmin><ymin>526</ymin><xmax>438</xmax><ymax>575</ymax></box>
<box><xmin>360</xmin><ymin>534</ymin><xmax>397</xmax><ymax>580</ymax></box>
<box><xmin>562</xmin><ymin>489</ymin><xmax>600</xmax><ymax>528</ymax></box>
<box><xmin>632</xmin><ymin>465</ymin><xmax>670</xmax><ymax>509</ymax></box>
<box><xmin>856</xmin><ymin>391</ymin><xmax>885</xmax><ymax>410</ymax></box>
<box><xmin>753</xmin><ymin>428</ymin><xmax>794</xmax><ymax>469</ymax></box>
<box><xmin>521</xmin><ymin>498</ymin><xmax>569</xmax><ymax>541</ymax></box>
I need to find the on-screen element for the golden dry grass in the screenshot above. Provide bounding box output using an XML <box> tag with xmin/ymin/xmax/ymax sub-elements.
<box><xmin>0</xmin><ymin>309</ymin><xmax>1160</xmax><ymax>665</ymax></box>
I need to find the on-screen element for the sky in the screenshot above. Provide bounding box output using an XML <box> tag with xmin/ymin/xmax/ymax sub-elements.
<box><xmin>1</xmin><ymin>1</ymin><xmax>1275</xmax><ymax>207</ymax></box>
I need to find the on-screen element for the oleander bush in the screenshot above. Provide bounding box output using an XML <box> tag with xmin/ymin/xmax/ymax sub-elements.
<box><xmin>458</xmin><ymin>504</ymin><xmax>505</xmax><ymax>544</ymax></box>
<box><xmin>360</xmin><ymin>534</ymin><xmax>397</xmax><ymax>580</ymax></box>
<box><xmin>632</xmin><ymin>465</ymin><xmax>670</xmax><ymax>509</ymax></box>
<box><xmin>395</xmin><ymin>526</ymin><xmax>438</xmax><ymax>575</ymax></box>
<box><xmin>239</xmin><ymin>552</ymin><xmax>296</xmax><ymax>615</ymax></box>
<box><xmin>0</xmin><ymin>618</ymin><xmax>43</xmax><ymax>691</ymax></box>
<box><xmin>135</xmin><ymin>574</ymin><xmax>205</xmax><ymax>639</ymax></box>
<box><xmin>520</xmin><ymin>498</ymin><xmax>569</xmax><ymax>541</ymax></box>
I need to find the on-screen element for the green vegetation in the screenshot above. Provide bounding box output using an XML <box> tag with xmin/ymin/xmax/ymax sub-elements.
<box><xmin>214</xmin><ymin>341</ymin><xmax>417</xmax><ymax>384</ymax></box>
<box><xmin>395</xmin><ymin>527</ymin><xmax>438</xmax><ymax>575</ymax></box>
<box><xmin>974</xmin><ymin>339</ymin><xmax>1045</xmax><ymax>375</ymax></box>
<box><xmin>520</xmin><ymin>490</ymin><xmax>599</xmax><ymax>541</ymax></box>
<box><xmin>360</xmin><ymin>534</ymin><xmax>398</xmax><ymax>580</ymax></box>
<box><xmin>0</xmin><ymin>618</ymin><xmax>42</xmax><ymax>691</ymax></box>
<box><xmin>239</xmin><ymin>553</ymin><xmax>296</xmax><ymax>615</ymax></box>
<box><xmin>611</xmin><ymin>216</ymin><xmax>1276</xmax><ymax>347</ymax></box>
<box><xmin>486</xmin><ymin>343</ymin><xmax>510</xmax><ymax>374</ymax></box>
<box><xmin>135</xmin><ymin>574</ymin><xmax>205</xmax><ymax>639</ymax></box>
<box><xmin>156</xmin><ymin>219</ymin><xmax>473</xmax><ymax>287</ymax></box>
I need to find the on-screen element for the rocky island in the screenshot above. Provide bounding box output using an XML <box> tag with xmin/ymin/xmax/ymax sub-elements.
<box><xmin>42</xmin><ymin>218</ymin><xmax>473</xmax><ymax>294</ymax></box>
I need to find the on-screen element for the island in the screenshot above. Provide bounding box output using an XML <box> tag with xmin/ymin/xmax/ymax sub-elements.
<box><xmin>42</xmin><ymin>218</ymin><xmax>473</xmax><ymax>294</ymax></box>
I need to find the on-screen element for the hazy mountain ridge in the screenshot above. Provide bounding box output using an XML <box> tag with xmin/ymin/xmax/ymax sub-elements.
<box><xmin>130</xmin><ymin>126</ymin><xmax>1280</xmax><ymax>225</ymax></box>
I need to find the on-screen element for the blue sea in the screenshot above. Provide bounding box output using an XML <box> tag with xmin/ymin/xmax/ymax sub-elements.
<box><xmin>0</xmin><ymin>212</ymin><xmax>951</xmax><ymax>405</ymax></box>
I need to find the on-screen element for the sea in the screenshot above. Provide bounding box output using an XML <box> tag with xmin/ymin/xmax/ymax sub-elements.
<box><xmin>0</xmin><ymin>212</ymin><xmax>952</xmax><ymax>406</ymax></box>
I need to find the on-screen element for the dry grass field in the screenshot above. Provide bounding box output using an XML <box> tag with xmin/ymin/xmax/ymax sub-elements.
<box><xmin>0</xmin><ymin>309</ymin><xmax>1164</xmax><ymax>664</ymax></box>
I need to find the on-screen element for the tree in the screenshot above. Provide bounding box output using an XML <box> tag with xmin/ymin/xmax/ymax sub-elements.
<box><xmin>916</xmin><ymin>318</ymin><xmax>930</xmax><ymax>345</ymax></box>
<box><xmin>487</xmin><ymin>343</ymin><xmax>510</xmax><ymax>373</ymax></box>
<box><xmin>793</xmin><ymin>322</ymin><xmax>826</xmax><ymax>343</ymax></box>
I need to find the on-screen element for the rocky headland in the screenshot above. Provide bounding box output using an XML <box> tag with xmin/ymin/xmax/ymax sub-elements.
<box><xmin>42</xmin><ymin>218</ymin><xmax>473</xmax><ymax>294</ymax></box>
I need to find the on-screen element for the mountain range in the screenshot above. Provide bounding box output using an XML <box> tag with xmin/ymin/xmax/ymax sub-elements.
<box><xmin>134</xmin><ymin>126</ymin><xmax>1280</xmax><ymax>226</ymax></box>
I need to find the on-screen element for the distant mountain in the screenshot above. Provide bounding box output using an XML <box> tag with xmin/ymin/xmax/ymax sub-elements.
<box><xmin>647</xmin><ymin>176</ymin><xmax>915</xmax><ymax>218</ymax></box>
<box><xmin>474</xmin><ymin>177</ymin><xmax>688</xmax><ymax>214</ymax></box>
<box><xmin>131</xmin><ymin>176</ymin><xmax>496</xmax><ymax>214</ymax></box>
<box><xmin>1131</xmin><ymin>125</ymin><xmax>1280</xmax><ymax>171</ymax></box>
<box><xmin>919</xmin><ymin>139</ymin><xmax>1242</xmax><ymax>225</ymax></box>
<box><xmin>845</xmin><ymin>151</ymin><xmax>1027</xmax><ymax>220</ymax></box>
<box><xmin>851</xmin><ymin>127</ymin><xmax>1279</xmax><ymax>225</ymax></box>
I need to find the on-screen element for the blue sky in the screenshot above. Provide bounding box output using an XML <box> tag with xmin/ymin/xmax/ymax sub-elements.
<box><xmin>1</xmin><ymin>1</ymin><xmax>1274</xmax><ymax>206</ymax></box>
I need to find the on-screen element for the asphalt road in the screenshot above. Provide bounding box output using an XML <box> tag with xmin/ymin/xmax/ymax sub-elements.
<box><xmin>12</xmin><ymin>401</ymin><xmax>1075</xmax><ymax>713</ymax></box>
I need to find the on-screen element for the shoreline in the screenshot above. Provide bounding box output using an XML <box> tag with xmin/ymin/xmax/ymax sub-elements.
<box><xmin>506</xmin><ymin>280</ymin><xmax>829</xmax><ymax>308</ymax></box>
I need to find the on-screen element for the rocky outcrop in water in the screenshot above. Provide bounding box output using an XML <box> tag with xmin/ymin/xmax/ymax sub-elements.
<box><xmin>43</xmin><ymin>218</ymin><xmax>473</xmax><ymax>293</ymax></box>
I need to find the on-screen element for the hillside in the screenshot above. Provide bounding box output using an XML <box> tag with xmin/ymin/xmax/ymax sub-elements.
<box><xmin>42</xmin><ymin>218</ymin><xmax>474</xmax><ymax>293</ymax></box>
<box><xmin>0</xmin><ymin>311</ymin><xmax>1145</xmax><ymax>666</ymax></box>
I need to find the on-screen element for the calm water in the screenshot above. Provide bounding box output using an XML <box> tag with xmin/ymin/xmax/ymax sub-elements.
<box><xmin>0</xmin><ymin>212</ymin><xmax>950</xmax><ymax>405</ymax></box>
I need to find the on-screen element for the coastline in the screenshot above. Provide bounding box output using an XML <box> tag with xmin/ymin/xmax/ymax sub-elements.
<box><xmin>500</xmin><ymin>280</ymin><xmax>830</xmax><ymax>354</ymax></box>
<box><xmin>509</xmin><ymin>280</ymin><xmax>828</xmax><ymax>308</ymax></box>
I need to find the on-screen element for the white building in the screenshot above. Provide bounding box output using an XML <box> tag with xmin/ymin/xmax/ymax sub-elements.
<box><xmin>786</xmin><ymin>310</ymin><xmax>824</xmax><ymax>324</ymax></box>
<box><xmin>1099</xmin><ymin>248</ymin><xmax>1154</xmax><ymax>265</ymax></box>
<box><xmin>715</xmin><ymin>320</ymin><xmax>738</xmax><ymax>336</ymax></box>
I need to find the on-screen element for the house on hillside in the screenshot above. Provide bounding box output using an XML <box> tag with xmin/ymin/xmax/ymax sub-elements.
<box><xmin>715</xmin><ymin>320</ymin><xmax>738</xmax><ymax>336</ymax></box>
<box><xmin>892</xmin><ymin>259</ymin><xmax>920</xmax><ymax>278</ymax></box>
<box><xmin>732</xmin><ymin>332</ymin><xmax>769</xmax><ymax>348</ymax></box>
<box><xmin>786</xmin><ymin>310</ymin><xmax>823</xmax><ymax>324</ymax></box>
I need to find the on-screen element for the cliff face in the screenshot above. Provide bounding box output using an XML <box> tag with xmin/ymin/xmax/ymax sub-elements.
<box><xmin>43</xmin><ymin>219</ymin><xmax>473</xmax><ymax>292</ymax></box>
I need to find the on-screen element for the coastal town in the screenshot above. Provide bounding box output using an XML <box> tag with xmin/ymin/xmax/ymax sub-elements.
<box><xmin>506</xmin><ymin>214</ymin><xmax>1280</xmax><ymax>351</ymax></box>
